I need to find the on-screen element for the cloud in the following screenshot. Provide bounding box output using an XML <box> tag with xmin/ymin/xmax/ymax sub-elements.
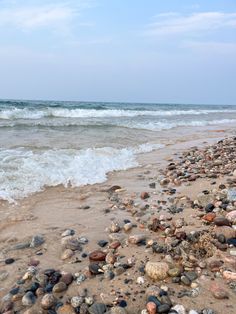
<box><xmin>143</xmin><ymin>11</ymin><xmax>236</xmax><ymax>36</ymax></box>
<box><xmin>185</xmin><ymin>41</ymin><xmax>236</xmax><ymax>54</ymax></box>
<box><xmin>0</xmin><ymin>1</ymin><xmax>95</xmax><ymax>31</ymax></box>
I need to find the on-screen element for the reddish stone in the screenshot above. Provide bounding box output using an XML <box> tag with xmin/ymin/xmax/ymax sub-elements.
<box><xmin>141</xmin><ymin>192</ymin><xmax>150</xmax><ymax>199</ymax></box>
<box><xmin>202</xmin><ymin>212</ymin><xmax>216</xmax><ymax>223</ymax></box>
<box><xmin>109</xmin><ymin>241</ymin><xmax>121</xmax><ymax>249</ymax></box>
<box><xmin>89</xmin><ymin>250</ymin><xmax>106</xmax><ymax>262</ymax></box>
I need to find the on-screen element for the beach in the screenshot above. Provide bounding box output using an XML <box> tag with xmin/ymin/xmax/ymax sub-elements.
<box><xmin>0</xmin><ymin>104</ymin><xmax>236</xmax><ymax>314</ymax></box>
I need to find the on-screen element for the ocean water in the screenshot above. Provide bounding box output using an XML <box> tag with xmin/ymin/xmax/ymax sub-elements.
<box><xmin>0</xmin><ymin>100</ymin><xmax>236</xmax><ymax>202</ymax></box>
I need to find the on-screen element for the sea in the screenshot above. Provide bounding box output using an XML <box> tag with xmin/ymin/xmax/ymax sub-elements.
<box><xmin>0</xmin><ymin>100</ymin><xmax>236</xmax><ymax>203</ymax></box>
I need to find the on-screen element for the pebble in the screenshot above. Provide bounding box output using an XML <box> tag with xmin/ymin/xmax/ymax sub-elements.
<box><xmin>30</xmin><ymin>235</ymin><xmax>45</xmax><ymax>248</ymax></box>
<box><xmin>145</xmin><ymin>262</ymin><xmax>169</xmax><ymax>281</ymax></box>
<box><xmin>53</xmin><ymin>282</ymin><xmax>67</xmax><ymax>293</ymax></box>
<box><xmin>171</xmin><ymin>304</ymin><xmax>186</xmax><ymax>314</ymax></box>
<box><xmin>22</xmin><ymin>291</ymin><xmax>36</xmax><ymax>306</ymax></box>
<box><xmin>5</xmin><ymin>258</ymin><xmax>15</xmax><ymax>265</ymax></box>
<box><xmin>41</xmin><ymin>294</ymin><xmax>56</xmax><ymax>310</ymax></box>
<box><xmin>88</xmin><ymin>302</ymin><xmax>107</xmax><ymax>314</ymax></box>
<box><xmin>71</xmin><ymin>296</ymin><xmax>83</xmax><ymax>308</ymax></box>
<box><xmin>129</xmin><ymin>234</ymin><xmax>146</xmax><ymax>244</ymax></box>
<box><xmin>61</xmin><ymin>249</ymin><xmax>74</xmax><ymax>260</ymax></box>
<box><xmin>98</xmin><ymin>240</ymin><xmax>108</xmax><ymax>247</ymax></box>
<box><xmin>141</xmin><ymin>192</ymin><xmax>150</xmax><ymax>199</ymax></box>
<box><xmin>89</xmin><ymin>250</ymin><xmax>107</xmax><ymax>261</ymax></box>
<box><xmin>146</xmin><ymin>302</ymin><xmax>157</xmax><ymax>314</ymax></box>
<box><xmin>57</xmin><ymin>304</ymin><xmax>76</xmax><ymax>314</ymax></box>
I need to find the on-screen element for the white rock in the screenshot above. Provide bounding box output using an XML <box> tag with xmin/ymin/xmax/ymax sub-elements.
<box><xmin>171</xmin><ymin>304</ymin><xmax>186</xmax><ymax>314</ymax></box>
<box><xmin>137</xmin><ymin>276</ymin><xmax>145</xmax><ymax>284</ymax></box>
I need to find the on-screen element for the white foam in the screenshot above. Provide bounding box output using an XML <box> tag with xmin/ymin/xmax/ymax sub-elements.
<box><xmin>0</xmin><ymin>107</ymin><xmax>235</xmax><ymax>120</ymax></box>
<box><xmin>117</xmin><ymin>119</ymin><xmax>236</xmax><ymax>131</ymax></box>
<box><xmin>0</xmin><ymin>143</ymin><xmax>164</xmax><ymax>203</ymax></box>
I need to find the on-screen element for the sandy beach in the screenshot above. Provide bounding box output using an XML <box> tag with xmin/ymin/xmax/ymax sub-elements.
<box><xmin>0</xmin><ymin>125</ymin><xmax>236</xmax><ymax>314</ymax></box>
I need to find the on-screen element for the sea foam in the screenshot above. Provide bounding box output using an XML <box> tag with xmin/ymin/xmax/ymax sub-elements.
<box><xmin>0</xmin><ymin>143</ymin><xmax>164</xmax><ymax>203</ymax></box>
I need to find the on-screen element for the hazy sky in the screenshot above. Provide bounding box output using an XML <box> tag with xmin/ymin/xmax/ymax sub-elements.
<box><xmin>0</xmin><ymin>0</ymin><xmax>236</xmax><ymax>104</ymax></box>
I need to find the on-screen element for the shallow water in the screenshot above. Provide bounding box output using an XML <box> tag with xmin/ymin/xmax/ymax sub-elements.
<box><xmin>0</xmin><ymin>100</ymin><xmax>235</xmax><ymax>202</ymax></box>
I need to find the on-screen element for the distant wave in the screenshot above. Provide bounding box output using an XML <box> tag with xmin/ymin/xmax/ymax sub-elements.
<box><xmin>0</xmin><ymin>118</ymin><xmax>235</xmax><ymax>131</ymax></box>
<box><xmin>0</xmin><ymin>143</ymin><xmax>164</xmax><ymax>203</ymax></box>
<box><xmin>0</xmin><ymin>107</ymin><xmax>236</xmax><ymax>120</ymax></box>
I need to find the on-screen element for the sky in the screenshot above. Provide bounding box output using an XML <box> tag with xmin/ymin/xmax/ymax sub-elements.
<box><xmin>0</xmin><ymin>0</ymin><xmax>236</xmax><ymax>104</ymax></box>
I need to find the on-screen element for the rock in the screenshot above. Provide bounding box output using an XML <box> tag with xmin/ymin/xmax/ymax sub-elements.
<box><xmin>0</xmin><ymin>301</ymin><xmax>13</xmax><ymax>313</ymax></box>
<box><xmin>213</xmin><ymin>217</ymin><xmax>231</xmax><ymax>226</ymax></box>
<box><xmin>62</xmin><ymin>237</ymin><xmax>82</xmax><ymax>251</ymax></box>
<box><xmin>61</xmin><ymin>249</ymin><xmax>74</xmax><ymax>260</ymax></box>
<box><xmin>222</xmin><ymin>270</ymin><xmax>236</xmax><ymax>280</ymax></box>
<box><xmin>228</xmin><ymin>188</ymin><xmax>236</xmax><ymax>201</ymax></box>
<box><xmin>110</xmin><ymin>222</ymin><xmax>120</xmax><ymax>233</ymax></box>
<box><xmin>214</xmin><ymin>226</ymin><xmax>235</xmax><ymax>239</ymax></box>
<box><xmin>160</xmin><ymin>179</ymin><xmax>170</xmax><ymax>186</ymax></box>
<box><xmin>105</xmin><ymin>252</ymin><xmax>116</xmax><ymax>264</ymax></box>
<box><xmin>207</xmin><ymin>259</ymin><xmax>223</xmax><ymax>271</ymax></box>
<box><xmin>129</xmin><ymin>234</ymin><xmax>146</xmax><ymax>244</ymax></box>
<box><xmin>171</xmin><ymin>304</ymin><xmax>186</xmax><ymax>314</ymax></box>
<box><xmin>123</xmin><ymin>223</ymin><xmax>133</xmax><ymax>232</ymax></box>
<box><xmin>146</xmin><ymin>302</ymin><xmax>156</xmax><ymax>314</ymax></box>
<box><xmin>158</xmin><ymin>304</ymin><xmax>171</xmax><ymax>313</ymax></box>
<box><xmin>89</xmin><ymin>250</ymin><xmax>106</xmax><ymax>261</ymax></box>
<box><xmin>226</xmin><ymin>210</ymin><xmax>236</xmax><ymax>224</ymax></box>
<box><xmin>141</xmin><ymin>192</ymin><xmax>150</xmax><ymax>199</ymax></box>
<box><xmin>109</xmin><ymin>307</ymin><xmax>127</xmax><ymax>314</ymax></box>
<box><xmin>30</xmin><ymin>235</ymin><xmax>45</xmax><ymax>248</ymax></box>
<box><xmin>205</xmin><ymin>203</ymin><xmax>215</xmax><ymax>213</ymax></box>
<box><xmin>22</xmin><ymin>292</ymin><xmax>36</xmax><ymax>306</ymax></box>
<box><xmin>85</xmin><ymin>296</ymin><xmax>94</xmax><ymax>305</ymax></box>
<box><xmin>202</xmin><ymin>213</ymin><xmax>216</xmax><ymax>223</ymax></box>
<box><xmin>98</xmin><ymin>240</ymin><xmax>108</xmax><ymax>247</ymax></box>
<box><xmin>174</xmin><ymin>218</ymin><xmax>185</xmax><ymax>228</ymax></box>
<box><xmin>168</xmin><ymin>268</ymin><xmax>181</xmax><ymax>277</ymax></box>
<box><xmin>89</xmin><ymin>303</ymin><xmax>107</xmax><ymax>314</ymax></box>
<box><xmin>57</xmin><ymin>304</ymin><xmax>76</xmax><ymax>314</ymax></box>
<box><xmin>137</xmin><ymin>276</ymin><xmax>145</xmax><ymax>284</ymax></box>
<box><xmin>181</xmin><ymin>276</ymin><xmax>191</xmax><ymax>286</ymax></box>
<box><xmin>210</xmin><ymin>283</ymin><xmax>229</xmax><ymax>299</ymax></box>
<box><xmin>71</xmin><ymin>296</ymin><xmax>84</xmax><ymax>308</ymax></box>
<box><xmin>5</xmin><ymin>258</ymin><xmax>15</xmax><ymax>265</ymax></box>
<box><xmin>53</xmin><ymin>282</ymin><xmax>67</xmax><ymax>293</ymax></box>
<box><xmin>60</xmin><ymin>272</ymin><xmax>73</xmax><ymax>285</ymax></box>
<box><xmin>145</xmin><ymin>262</ymin><xmax>169</xmax><ymax>281</ymax></box>
<box><xmin>61</xmin><ymin>229</ymin><xmax>75</xmax><ymax>237</ymax></box>
<box><xmin>41</xmin><ymin>294</ymin><xmax>56</xmax><ymax>310</ymax></box>
<box><xmin>145</xmin><ymin>286</ymin><xmax>161</xmax><ymax>298</ymax></box>
<box><xmin>217</xmin><ymin>234</ymin><xmax>226</xmax><ymax>243</ymax></box>
<box><xmin>109</xmin><ymin>241</ymin><xmax>121</xmax><ymax>249</ymax></box>
<box><xmin>185</xmin><ymin>271</ymin><xmax>198</xmax><ymax>282</ymax></box>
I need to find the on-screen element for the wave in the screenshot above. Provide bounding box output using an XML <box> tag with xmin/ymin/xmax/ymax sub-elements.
<box><xmin>116</xmin><ymin>119</ymin><xmax>236</xmax><ymax>131</ymax></box>
<box><xmin>0</xmin><ymin>107</ymin><xmax>236</xmax><ymax>120</ymax></box>
<box><xmin>0</xmin><ymin>143</ymin><xmax>164</xmax><ymax>203</ymax></box>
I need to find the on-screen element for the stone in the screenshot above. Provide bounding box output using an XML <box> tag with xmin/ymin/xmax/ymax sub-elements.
<box><xmin>98</xmin><ymin>240</ymin><xmax>108</xmax><ymax>247</ymax></box>
<box><xmin>53</xmin><ymin>282</ymin><xmax>67</xmax><ymax>293</ymax></box>
<box><xmin>145</xmin><ymin>262</ymin><xmax>169</xmax><ymax>281</ymax></box>
<box><xmin>214</xmin><ymin>226</ymin><xmax>235</xmax><ymax>239</ymax></box>
<box><xmin>57</xmin><ymin>304</ymin><xmax>76</xmax><ymax>314</ymax></box>
<box><xmin>168</xmin><ymin>268</ymin><xmax>181</xmax><ymax>277</ymax></box>
<box><xmin>129</xmin><ymin>234</ymin><xmax>146</xmax><ymax>244</ymax></box>
<box><xmin>60</xmin><ymin>272</ymin><xmax>73</xmax><ymax>285</ymax></box>
<box><xmin>213</xmin><ymin>217</ymin><xmax>231</xmax><ymax>226</ymax></box>
<box><xmin>174</xmin><ymin>218</ymin><xmax>185</xmax><ymax>228</ymax></box>
<box><xmin>110</xmin><ymin>222</ymin><xmax>120</xmax><ymax>233</ymax></box>
<box><xmin>30</xmin><ymin>235</ymin><xmax>45</xmax><ymax>248</ymax></box>
<box><xmin>61</xmin><ymin>229</ymin><xmax>75</xmax><ymax>237</ymax></box>
<box><xmin>62</xmin><ymin>237</ymin><xmax>82</xmax><ymax>251</ymax></box>
<box><xmin>123</xmin><ymin>223</ymin><xmax>133</xmax><ymax>232</ymax></box>
<box><xmin>0</xmin><ymin>270</ymin><xmax>9</xmax><ymax>281</ymax></box>
<box><xmin>228</xmin><ymin>188</ymin><xmax>236</xmax><ymax>201</ymax></box>
<box><xmin>41</xmin><ymin>294</ymin><xmax>56</xmax><ymax>310</ymax></box>
<box><xmin>181</xmin><ymin>276</ymin><xmax>191</xmax><ymax>286</ymax></box>
<box><xmin>145</xmin><ymin>286</ymin><xmax>161</xmax><ymax>298</ymax></box>
<box><xmin>171</xmin><ymin>304</ymin><xmax>186</xmax><ymax>314</ymax></box>
<box><xmin>210</xmin><ymin>283</ymin><xmax>229</xmax><ymax>299</ymax></box>
<box><xmin>158</xmin><ymin>304</ymin><xmax>171</xmax><ymax>313</ymax></box>
<box><xmin>5</xmin><ymin>258</ymin><xmax>15</xmax><ymax>265</ymax></box>
<box><xmin>89</xmin><ymin>303</ymin><xmax>107</xmax><ymax>314</ymax></box>
<box><xmin>61</xmin><ymin>249</ymin><xmax>74</xmax><ymax>260</ymax></box>
<box><xmin>105</xmin><ymin>252</ymin><xmax>116</xmax><ymax>264</ymax></box>
<box><xmin>22</xmin><ymin>292</ymin><xmax>36</xmax><ymax>306</ymax></box>
<box><xmin>146</xmin><ymin>302</ymin><xmax>156</xmax><ymax>314</ymax></box>
<box><xmin>141</xmin><ymin>192</ymin><xmax>150</xmax><ymax>199</ymax></box>
<box><xmin>202</xmin><ymin>213</ymin><xmax>216</xmax><ymax>223</ymax></box>
<box><xmin>71</xmin><ymin>296</ymin><xmax>83</xmax><ymax>308</ymax></box>
<box><xmin>109</xmin><ymin>307</ymin><xmax>127</xmax><ymax>314</ymax></box>
<box><xmin>222</xmin><ymin>270</ymin><xmax>236</xmax><ymax>280</ymax></box>
<box><xmin>205</xmin><ymin>203</ymin><xmax>215</xmax><ymax>213</ymax></box>
<box><xmin>226</xmin><ymin>210</ymin><xmax>236</xmax><ymax>224</ymax></box>
<box><xmin>89</xmin><ymin>250</ymin><xmax>106</xmax><ymax>261</ymax></box>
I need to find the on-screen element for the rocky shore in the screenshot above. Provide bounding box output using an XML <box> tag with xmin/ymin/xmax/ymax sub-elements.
<box><xmin>0</xmin><ymin>136</ymin><xmax>236</xmax><ymax>314</ymax></box>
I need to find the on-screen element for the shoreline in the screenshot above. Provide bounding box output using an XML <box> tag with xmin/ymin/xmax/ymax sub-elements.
<box><xmin>0</xmin><ymin>129</ymin><xmax>236</xmax><ymax>313</ymax></box>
